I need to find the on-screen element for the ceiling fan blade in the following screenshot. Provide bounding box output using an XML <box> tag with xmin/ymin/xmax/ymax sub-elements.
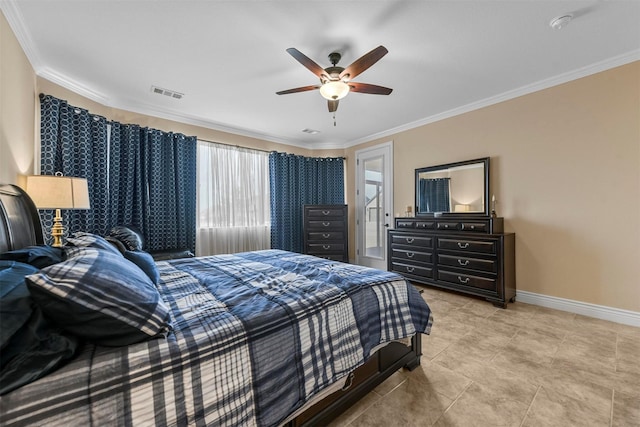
<box><xmin>286</xmin><ymin>48</ymin><xmax>327</xmax><ymax>79</ymax></box>
<box><xmin>348</xmin><ymin>82</ymin><xmax>393</xmax><ymax>95</ymax></box>
<box><xmin>328</xmin><ymin>100</ymin><xmax>339</xmax><ymax>113</ymax></box>
<box><xmin>339</xmin><ymin>45</ymin><xmax>388</xmax><ymax>81</ymax></box>
<box><xmin>276</xmin><ymin>85</ymin><xmax>320</xmax><ymax>95</ymax></box>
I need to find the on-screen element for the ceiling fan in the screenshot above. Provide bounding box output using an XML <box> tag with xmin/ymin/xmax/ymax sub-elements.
<box><xmin>276</xmin><ymin>45</ymin><xmax>393</xmax><ymax>113</ymax></box>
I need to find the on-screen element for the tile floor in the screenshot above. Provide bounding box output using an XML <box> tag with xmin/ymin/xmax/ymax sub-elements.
<box><xmin>329</xmin><ymin>284</ymin><xmax>640</xmax><ymax>427</ymax></box>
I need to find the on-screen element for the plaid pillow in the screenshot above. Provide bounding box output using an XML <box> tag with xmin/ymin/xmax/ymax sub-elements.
<box><xmin>26</xmin><ymin>247</ymin><xmax>172</xmax><ymax>346</ymax></box>
<box><xmin>65</xmin><ymin>232</ymin><xmax>123</xmax><ymax>258</ymax></box>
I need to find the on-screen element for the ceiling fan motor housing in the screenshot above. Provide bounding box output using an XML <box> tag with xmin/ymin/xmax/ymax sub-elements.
<box><xmin>322</xmin><ymin>52</ymin><xmax>346</xmax><ymax>82</ymax></box>
<box><xmin>322</xmin><ymin>66</ymin><xmax>345</xmax><ymax>83</ymax></box>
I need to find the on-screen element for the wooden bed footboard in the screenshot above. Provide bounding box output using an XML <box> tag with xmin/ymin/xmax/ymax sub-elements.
<box><xmin>287</xmin><ymin>333</ymin><xmax>422</xmax><ymax>426</ymax></box>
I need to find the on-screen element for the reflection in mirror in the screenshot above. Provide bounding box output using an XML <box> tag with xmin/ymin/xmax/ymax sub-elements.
<box><xmin>415</xmin><ymin>158</ymin><xmax>489</xmax><ymax>216</ymax></box>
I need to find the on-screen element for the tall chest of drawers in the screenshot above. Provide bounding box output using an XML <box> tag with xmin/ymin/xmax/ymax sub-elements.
<box><xmin>303</xmin><ymin>205</ymin><xmax>349</xmax><ymax>262</ymax></box>
<box><xmin>388</xmin><ymin>217</ymin><xmax>515</xmax><ymax>308</ymax></box>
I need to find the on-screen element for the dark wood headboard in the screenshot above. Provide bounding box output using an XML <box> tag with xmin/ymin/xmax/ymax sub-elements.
<box><xmin>0</xmin><ymin>184</ymin><xmax>44</xmax><ymax>252</ymax></box>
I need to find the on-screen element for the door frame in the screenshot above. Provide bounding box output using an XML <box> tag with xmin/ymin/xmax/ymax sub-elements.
<box><xmin>355</xmin><ymin>141</ymin><xmax>393</xmax><ymax>269</ymax></box>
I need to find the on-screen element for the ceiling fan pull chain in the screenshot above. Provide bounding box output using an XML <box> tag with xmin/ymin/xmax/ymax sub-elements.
<box><xmin>333</xmin><ymin>112</ymin><xmax>337</xmax><ymax>127</ymax></box>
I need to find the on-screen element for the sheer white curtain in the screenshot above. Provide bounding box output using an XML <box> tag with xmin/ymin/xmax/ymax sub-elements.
<box><xmin>196</xmin><ymin>141</ymin><xmax>270</xmax><ymax>256</ymax></box>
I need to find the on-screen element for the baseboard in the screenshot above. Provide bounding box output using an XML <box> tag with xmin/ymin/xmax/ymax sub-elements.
<box><xmin>516</xmin><ymin>291</ymin><xmax>640</xmax><ymax>328</ymax></box>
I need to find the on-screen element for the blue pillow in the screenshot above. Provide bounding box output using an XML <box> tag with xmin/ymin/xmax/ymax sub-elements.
<box><xmin>109</xmin><ymin>226</ymin><xmax>144</xmax><ymax>251</ymax></box>
<box><xmin>0</xmin><ymin>246</ymin><xmax>64</xmax><ymax>269</ymax></box>
<box><xmin>0</xmin><ymin>261</ymin><xmax>39</xmax><ymax>345</ymax></box>
<box><xmin>26</xmin><ymin>247</ymin><xmax>172</xmax><ymax>346</ymax></box>
<box><xmin>65</xmin><ymin>232</ymin><xmax>123</xmax><ymax>258</ymax></box>
<box><xmin>124</xmin><ymin>250</ymin><xmax>160</xmax><ymax>285</ymax></box>
<box><xmin>0</xmin><ymin>260</ymin><xmax>78</xmax><ymax>395</ymax></box>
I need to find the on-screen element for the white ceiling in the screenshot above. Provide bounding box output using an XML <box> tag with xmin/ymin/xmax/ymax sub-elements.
<box><xmin>3</xmin><ymin>1</ymin><xmax>639</xmax><ymax>149</ymax></box>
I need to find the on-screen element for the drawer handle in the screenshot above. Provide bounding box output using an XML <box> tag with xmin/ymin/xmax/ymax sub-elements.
<box><xmin>341</xmin><ymin>372</ymin><xmax>355</xmax><ymax>391</ymax></box>
<box><xmin>322</xmin><ymin>222</ymin><xmax>331</xmax><ymax>227</ymax></box>
<box><xmin>457</xmin><ymin>242</ymin><xmax>469</xmax><ymax>249</ymax></box>
<box><xmin>322</xmin><ymin>210</ymin><xmax>331</xmax><ymax>216</ymax></box>
<box><xmin>322</xmin><ymin>233</ymin><xmax>331</xmax><ymax>238</ymax></box>
<box><xmin>458</xmin><ymin>276</ymin><xmax>470</xmax><ymax>284</ymax></box>
<box><xmin>458</xmin><ymin>259</ymin><xmax>469</xmax><ymax>266</ymax></box>
<box><xmin>406</xmin><ymin>252</ymin><xmax>415</xmax><ymax>258</ymax></box>
<box><xmin>323</xmin><ymin>245</ymin><xmax>331</xmax><ymax>250</ymax></box>
<box><xmin>406</xmin><ymin>266</ymin><xmax>415</xmax><ymax>273</ymax></box>
<box><xmin>406</xmin><ymin>238</ymin><xmax>415</xmax><ymax>244</ymax></box>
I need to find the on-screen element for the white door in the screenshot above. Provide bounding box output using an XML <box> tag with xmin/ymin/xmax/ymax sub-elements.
<box><xmin>355</xmin><ymin>141</ymin><xmax>393</xmax><ymax>269</ymax></box>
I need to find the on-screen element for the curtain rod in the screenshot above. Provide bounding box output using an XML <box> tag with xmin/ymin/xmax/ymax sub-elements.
<box><xmin>196</xmin><ymin>138</ymin><xmax>272</xmax><ymax>154</ymax></box>
<box><xmin>196</xmin><ymin>138</ymin><xmax>345</xmax><ymax>159</ymax></box>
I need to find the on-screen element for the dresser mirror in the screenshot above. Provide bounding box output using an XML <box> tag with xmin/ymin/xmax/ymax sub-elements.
<box><xmin>415</xmin><ymin>157</ymin><xmax>490</xmax><ymax>216</ymax></box>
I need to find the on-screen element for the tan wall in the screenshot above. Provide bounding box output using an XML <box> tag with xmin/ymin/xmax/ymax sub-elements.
<box><xmin>0</xmin><ymin>11</ymin><xmax>36</xmax><ymax>186</ymax></box>
<box><xmin>347</xmin><ymin>61</ymin><xmax>640</xmax><ymax>312</ymax></box>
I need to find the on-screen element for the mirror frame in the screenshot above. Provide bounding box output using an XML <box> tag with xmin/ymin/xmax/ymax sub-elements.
<box><xmin>414</xmin><ymin>157</ymin><xmax>490</xmax><ymax>217</ymax></box>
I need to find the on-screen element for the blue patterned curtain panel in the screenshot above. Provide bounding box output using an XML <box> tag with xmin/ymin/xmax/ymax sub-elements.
<box><xmin>40</xmin><ymin>94</ymin><xmax>197</xmax><ymax>253</ymax></box>
<box><xmin>39</xmin><ymin>94</ymin><xmax>109</xmax><ymax>242</ymax></box>
<box><xmin>269</xmin><ymin>152</ymin><xmax>345</xmax><ymax>252</ymax></box>
<box><xmin>418</xmin><ymin>178</ymin><xmax>451</xmax><ymax>213</ymax></box>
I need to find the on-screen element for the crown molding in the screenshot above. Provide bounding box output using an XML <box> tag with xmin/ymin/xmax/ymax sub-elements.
<box><xmin>38</xmin><ymin>67</ymin><xmax>111</xmax><ymax>105</ymax></box>
<box><xmin>1</xmin><ymin>0</ymin><xmax>42</xmax><ymax>68</ymax></box>
<box><xmin>112</xmin><ymin>96</ymin><xmax>315</xmax><ymax>149</ymax></box>
<box><xmin>342</xmin><ymin>49</ymin><xmax>640</xmax><ymax>148</ymax></box>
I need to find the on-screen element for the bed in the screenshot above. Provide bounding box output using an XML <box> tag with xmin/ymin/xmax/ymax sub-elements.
<box><xmin>0</xmin><ymin>183</ymin><xmax>432</xmax><ymax>426</ymax></box>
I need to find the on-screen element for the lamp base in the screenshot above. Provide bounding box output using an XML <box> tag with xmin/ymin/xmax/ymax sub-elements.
<box><xmin>51</xmin><ymin>208</ymin><xmax>65</xmax><ymax>248</ymax></box>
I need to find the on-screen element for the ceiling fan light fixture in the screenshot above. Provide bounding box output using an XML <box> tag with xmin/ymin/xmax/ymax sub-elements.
<box><xmin>319</xmin><ymin>80</ymin><xmax>350</xmax><ymax>100</ymax></box>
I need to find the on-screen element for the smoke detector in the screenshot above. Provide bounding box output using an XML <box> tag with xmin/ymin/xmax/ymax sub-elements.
<box><xmin>549</xmin><ymin>14</ymin><xmax>573</xmax><ymax>30</ymax></box>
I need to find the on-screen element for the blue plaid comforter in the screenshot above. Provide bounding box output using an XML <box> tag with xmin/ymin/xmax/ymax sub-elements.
<box><xmin>0</xmin><ymin>250</ymin><xmax>432</xmax><ymax>427</ymax></box>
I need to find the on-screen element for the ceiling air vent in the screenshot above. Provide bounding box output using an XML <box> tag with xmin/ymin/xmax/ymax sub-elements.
<box><xmin>150</xmin><ymin>85</ymin><xmax>184</xmax><ymax>100</ymax></box>
<box><xmin>302</xmin><ymin>128</ymin><xmax>320</xmax><ymax>135</ymax></box>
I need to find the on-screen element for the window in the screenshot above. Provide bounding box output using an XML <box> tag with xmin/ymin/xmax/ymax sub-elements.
<box><xmin>196</xmin><ymin>141</ymin><xmax>270</xmax><ymax>255</ymax></box>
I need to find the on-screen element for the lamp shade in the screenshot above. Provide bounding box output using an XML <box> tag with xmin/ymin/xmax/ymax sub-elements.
<box><xmin>319</xmin><ymin>81</ymin><xmax>350</xmax><ymax>101</ymax></box>
<box><xmin>26</xmin><ymin>175</ymin><xmax>91</xmax><ymax>209</ymax></box>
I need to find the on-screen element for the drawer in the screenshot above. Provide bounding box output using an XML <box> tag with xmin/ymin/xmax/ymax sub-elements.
<box><xmin>436</xmin><ymin>221</ymin><xmax>460</xmax><ymax>231</ymax></box>
<box><xmin>438</xmin><ymin>254</ymin><xmax>497</xmax><ymax>273</ymax></box>
<box><xmin>438</xmin><ymin>238</ymin><xmax>496</xmax><ymax>254</ymax></box>
<box><xmin>460</xmin><ymin>222</ymin><xmax>487</xmax><ymax>233</ymax></box>
<box><xmin>293</xmin><ymin>351</ymin><xmax>378</xmax><ymax>426</ymax></box>
<box><xmin>396</xmin><ymin>220</ymin><xmax>415</xmax><ymax>229</ymax></box>
<box><xmin>307</xmin><ymin>243</ymin><xmax>345</xmax><ymax>252</ymax></box>
<box><xmin>390</xmin><ymin>234</ymin><xmax>433</xmax><ymax>249</ymax></box>
<box><xmin>391</xmin><ymin>262</ymin><xmax>433</xmax><ymax>279</ymax></box>
<box><xmin>307</xmin><ymin>231</ymin><xmax>344</xmax><ymax>241</ymax></box>
<box><xmin>438</xmin><ymin>270</ymin><xmax>497</xmax><ymax>292</ymax></box>
<box><xmin>415</xmin><ymin>221</ymin><xmax>435</xmax><ymax>230</ymax></box>
<box><xmin>307</xmin><ymin>220</ymin><xmax>345</xmax><ymax>230</ymax></box>
<box><xmin>306</xmin><ymin>208</ymin><xmax>345</xmax><ymax>218</ymax></box>
<box><xmin>391</xmin><ymin>248</ymin><xmax>433</xmax><ymax>264</ymax></box>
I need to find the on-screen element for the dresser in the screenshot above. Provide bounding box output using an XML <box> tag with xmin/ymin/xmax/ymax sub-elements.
<box><xmin>303</xmin><ymin>204</ymin><xmax>349</xmax><ymax>262</ymax></box>
<box><xmin>388</xmin><ymin>216</ymin><xmax>515</xmax><ymax>308</ymax></box>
